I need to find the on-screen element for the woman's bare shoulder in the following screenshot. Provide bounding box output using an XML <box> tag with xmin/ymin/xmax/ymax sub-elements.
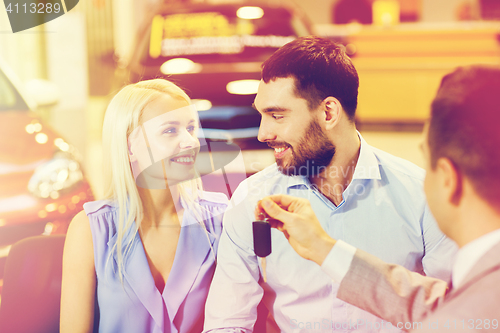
<box><xmin>65</xmin><ymin>210</ymin><xmax>94</xmax><ymax>254</ymax></box>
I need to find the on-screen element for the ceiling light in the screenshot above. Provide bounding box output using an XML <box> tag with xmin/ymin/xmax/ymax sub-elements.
<box><xmin>160</xmin><ymin>58</ymin><xmax>202</xmax><ymax>74</ymax></box>
<box><xmin>226</xmin><ymin>79</ymin><xmax>260</xmax><ymax>95</ymax></box>
<box><xmin>192</xmin><ymin>99</ymin><xmax>212</xmax><ymax>111</ymax></box>
<box><xmin>237</xmin><ymin>6</ymin><xmax>264</xmax><ymax>20</ymax></box>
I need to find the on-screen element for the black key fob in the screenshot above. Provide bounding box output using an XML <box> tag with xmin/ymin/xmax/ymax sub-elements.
<box><xmin>253</xmin><ymin>220</ymin><xmax>271</xmax><ymax>257</ymax></box>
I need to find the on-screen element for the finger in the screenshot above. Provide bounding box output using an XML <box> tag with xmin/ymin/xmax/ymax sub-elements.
<box><xmin>283</xmin><ymin>230</ymin><xmax>290</xmax><ymax>240</ymax></box>
<box><xmin>268</xmin><ymin>219</ymin><xmax>284</xmax><ymax>231</ymax></box>
<box><xmin>266</xmin><ymin>194</ymin><xmax>305</xmax><ymax>212</ymax></box>
<box><xmin>254</xmin><ymin>204</ymin><xmax>265</xmax><ymax>220</ymax></box>
<box><xmin>264</xmin><ymin>194</ymin><xmax>295</xmax><ymax>210</ymax></box>
<box><xmin>255</xmin><ymin>200</ymin><xmax>277</xmax><ymax>220</ymax></box>
<box><xmin>261</xmin><ymin>197</ymin><xmax>294</xmax><ymax>223</ymax></box>
<box><xmin>255</xmin><ymin>200</ymin><xmax>276</xmax><ymax>220</ymax></box>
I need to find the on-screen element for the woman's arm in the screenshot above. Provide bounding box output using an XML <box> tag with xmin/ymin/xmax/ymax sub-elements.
<box><xmin>60</xmin><ymin>210</ymin><xmax>96</xmax><ymax>333</ymax></box>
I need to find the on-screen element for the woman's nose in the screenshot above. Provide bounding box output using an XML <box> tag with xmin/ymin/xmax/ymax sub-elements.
<box><xmin>179</xmin><ymin>129</ymin><xmax>198</xmax><ymax>149</ymax></box>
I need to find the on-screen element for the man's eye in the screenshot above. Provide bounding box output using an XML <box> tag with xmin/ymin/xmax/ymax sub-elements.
<box><xmin>272</xmin><ymin>114</ymin><xmax>283</xmax><ymax>120</ymax></box>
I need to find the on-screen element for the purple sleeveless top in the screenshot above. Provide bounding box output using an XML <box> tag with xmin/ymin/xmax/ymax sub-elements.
<box><xmin>83</xmin><ymin>192</ymin><xmax>227</xmax><ymax>333</ymax></box>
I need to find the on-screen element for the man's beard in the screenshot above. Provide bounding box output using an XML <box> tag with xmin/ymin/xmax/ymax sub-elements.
<box><xmin>273</xmin><ymin>119</ymin><xmax>336</xmax><ymax>177</ymax></box>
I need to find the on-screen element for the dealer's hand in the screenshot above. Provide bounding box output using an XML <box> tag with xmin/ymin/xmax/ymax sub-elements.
<box><xmin>255</xmin><ymin>194</ymin><xmax>336</xmax><ymax>265</ymax></box>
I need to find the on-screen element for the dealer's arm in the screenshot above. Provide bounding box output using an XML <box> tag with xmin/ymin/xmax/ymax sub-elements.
<box><xmin>257</xmin><ymin>195</ymin><xmax>448</xmax><ymax>326</ymax></box>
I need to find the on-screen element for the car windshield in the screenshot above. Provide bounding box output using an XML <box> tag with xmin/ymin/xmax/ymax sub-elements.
<box><xmin>140</xmin><ymin>5</ymin><xmax>303</xmax><ymax>65</ymax></box>
<box><xmin>0</xmin><ymin>69</ymin><xmax>29</xmax><ymax>111</ymax></box>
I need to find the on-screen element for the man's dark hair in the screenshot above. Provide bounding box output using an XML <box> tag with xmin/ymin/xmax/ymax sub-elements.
<box><xmin>429</xmin><ymin>65</ymin><xmax>500</xmax><ymax>206</ymax></box>
<box><xmin>261</xmin><ymin>36</ymin><xmax>359</xmax><ymax>121</ymax></box>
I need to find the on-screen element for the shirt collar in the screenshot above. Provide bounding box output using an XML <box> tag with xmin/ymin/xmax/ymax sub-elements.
<box><xmin>452</xmin><ymin>228</ymin><xmax>500</xmax><ymax>288</ymax></box>
<box><xmin>352</xmin><ymin>133</ymin><xmax>381</xmax><ymax>180</ymax></box>
<box><xmin>286</xmin><ymin>132</ymin><xmax>381</xmax><ymax>189</ymax></box>
<box><xmin>286</xmin><ymin>174</ymin><xmax>309</xmax><ymax>188</ymax></box>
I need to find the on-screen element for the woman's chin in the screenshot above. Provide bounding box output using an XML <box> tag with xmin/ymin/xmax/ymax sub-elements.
<box><xmin>165</xmin><ymin>170</ymin><xmax>198</xmax><ymax>185</ymax></box>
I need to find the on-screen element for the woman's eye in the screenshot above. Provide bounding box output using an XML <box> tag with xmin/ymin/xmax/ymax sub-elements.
<box><xmin>187</xmin><ymin>126</ymin><xmax>196</xmax><ymax>133</ymax></box>
<box><xmin>163</xmin><ymin>127</ymin><xmax>176</xmax><ymax>134</ymax></box>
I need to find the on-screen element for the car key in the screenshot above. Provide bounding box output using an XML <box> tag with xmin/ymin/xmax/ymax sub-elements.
<box><xmin>253</xmin><ymin>212</ymin><xmax>272</xmax><ymax>282</ymax></box>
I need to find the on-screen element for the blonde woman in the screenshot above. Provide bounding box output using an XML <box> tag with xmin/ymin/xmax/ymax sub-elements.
<box><xmin>60</xmin><ymin>80</ymin><xmax>227</xmax><ymax>333</ymax></box>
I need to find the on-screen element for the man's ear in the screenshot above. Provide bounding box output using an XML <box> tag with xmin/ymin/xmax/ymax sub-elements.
<box><xmin>321</xmin><ymin>97</ymin><xmax>342</xmax><ymax>130</ymax></box>
<box><xmin>437</xmin><ymin>157</ymin><xmax>463</xmax><ymax>206</ymax></box>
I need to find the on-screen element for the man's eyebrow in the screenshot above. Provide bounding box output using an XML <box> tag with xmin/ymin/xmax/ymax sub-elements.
<box><xmin>264</xmin><ymin>107</ymin><xmax>289</xmax><ymax>113</ymax></box>
<box><xmin>252</xmin><ymin>103</ymin><xmax>289</xmax><ymax>113</ymax></box>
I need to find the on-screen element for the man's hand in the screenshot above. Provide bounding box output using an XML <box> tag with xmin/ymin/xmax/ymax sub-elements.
<box><xmin>255</xmin><ymin>195</ymin><xmax>336</xmax><ymax>266</ymax></box>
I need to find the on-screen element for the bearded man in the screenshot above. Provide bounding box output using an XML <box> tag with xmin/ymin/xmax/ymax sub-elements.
<box><xmin>203</xmin><ymin>36</ymin><xmax>457</xmax><ymax>333</ymax></box>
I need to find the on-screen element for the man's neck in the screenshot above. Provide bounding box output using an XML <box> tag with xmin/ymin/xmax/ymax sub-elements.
<box><xmin>454</xmin><ymin>210</ymin><xmax>500</xmax><ymax>248</ymax></box>
<box><xmin>310</xmin><ymin>130</ymin><xmax>361</xmax><ymax>206</ymax></box>
<box><xmin>447</xmin><ymin>180</ymin><xmax>500</xmax><ymax>248</ymax></box>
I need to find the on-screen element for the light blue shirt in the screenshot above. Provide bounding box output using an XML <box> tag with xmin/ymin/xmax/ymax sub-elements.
<box><xmin>84</xmin><ymin>192</ymin><xmax>227</xmax><ymax>333</ymax></box>
<box><xmin>204</xmin><ymin>135</ymin><xmax>457</xmax><ymax>333</ymax></box>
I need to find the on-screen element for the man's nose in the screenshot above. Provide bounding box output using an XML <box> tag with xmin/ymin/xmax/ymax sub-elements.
<box><xmin>257</xmin><ymin>119</ymin><xmax>276</xmax><ymax>142</ymax></box>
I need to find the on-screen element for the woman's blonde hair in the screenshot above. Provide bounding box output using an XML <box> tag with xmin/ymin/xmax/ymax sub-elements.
<box><xmin>101</xmin><ymin>79</ymin><xmax>203</xmax><ymax>281</ymax></box>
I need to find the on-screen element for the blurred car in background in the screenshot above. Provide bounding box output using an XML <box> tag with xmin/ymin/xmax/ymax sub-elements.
<box><xmin>0</xmin><ymin>60</ymin><xmax>94</xmax><ymax>288</ymax></box>
<box><xmin>125</xmin><ymin>1</ymin><xmax>313</xmax><ymax>149</ymax></box>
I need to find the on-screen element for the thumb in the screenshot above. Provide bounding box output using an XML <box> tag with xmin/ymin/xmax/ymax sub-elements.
<box><xmin>261</xmin><ymin>198</ymin><xmax>293</xmax><ymax>223</ymax></box>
